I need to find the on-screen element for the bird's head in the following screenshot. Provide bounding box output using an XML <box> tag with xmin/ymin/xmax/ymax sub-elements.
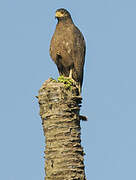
<box><xmin>55</xmin><ymin>8</ymin><xmax>72</xmax><ymax>21</ymax></box>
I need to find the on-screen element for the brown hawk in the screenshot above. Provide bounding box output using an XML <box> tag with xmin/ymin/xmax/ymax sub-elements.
<box><xmin>50</xmin><ymin>8</ymin><xmax>86</xmax><ymax>93</ymax></box>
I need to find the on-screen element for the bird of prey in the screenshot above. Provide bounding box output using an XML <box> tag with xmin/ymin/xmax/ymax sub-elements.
<box><xmin>50</xmin><ymin>8</ymin><xmax>86</xmax><ymax>94</ymax></box>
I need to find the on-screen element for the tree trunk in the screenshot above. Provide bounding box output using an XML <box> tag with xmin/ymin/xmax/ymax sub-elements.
<box><xmin>38</xmin><ymin>78</ymin><xmax>86</xmax><ymax>180</ymax></box>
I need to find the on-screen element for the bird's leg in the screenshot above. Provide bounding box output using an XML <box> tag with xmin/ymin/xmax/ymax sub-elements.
<box><xmin>78</xmin><ymin>84</ymin><xmax>81</xmax><ymax>95</ymax></box>
<box><xmin>69</xmin><ymin>68</ymin><xmax>72</xmax><ymax>79</ymax></box>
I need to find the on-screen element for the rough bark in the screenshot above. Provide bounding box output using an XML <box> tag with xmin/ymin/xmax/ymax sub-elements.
<box><xmin>38</xmin><ymin>79</ymin><xmax>86</xmax><ymax>180</ymax></box>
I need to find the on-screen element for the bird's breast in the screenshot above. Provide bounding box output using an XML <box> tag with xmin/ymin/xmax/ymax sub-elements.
<box><xmin>50</xmin><ymin>26</ymin><xmax>74</xmax><ymax>67</ymax></box>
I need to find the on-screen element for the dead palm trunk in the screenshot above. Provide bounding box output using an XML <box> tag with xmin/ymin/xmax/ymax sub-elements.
<box><xmin>38</xmin><ymin>78</ymin><xmax>86</xmax><ymax>180</ymax></box>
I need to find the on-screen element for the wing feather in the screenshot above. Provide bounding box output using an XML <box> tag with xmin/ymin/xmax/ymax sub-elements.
<box><xmin>72</xmin><ymin>26</ymin><xmax>86</xmax><ymax>88</ymax></box>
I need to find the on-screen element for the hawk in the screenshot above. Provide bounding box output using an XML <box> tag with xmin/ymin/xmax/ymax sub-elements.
<box><xmin>50</xmin><ymin>8</ymin><xmax>86</xmax><ymax>93</ymax></box>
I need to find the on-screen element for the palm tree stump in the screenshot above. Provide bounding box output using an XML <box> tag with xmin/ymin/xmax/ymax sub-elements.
<box><xmin>38</xmin><ymin>78</ymin><xmax>86</xmax><ymax>180</ymax></box>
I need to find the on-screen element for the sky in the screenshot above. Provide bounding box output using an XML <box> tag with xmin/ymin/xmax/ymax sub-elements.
<box><xmin>0</xmin><ymin>0</ymin><xmax>136</xmax><ymax>179</ymax></box>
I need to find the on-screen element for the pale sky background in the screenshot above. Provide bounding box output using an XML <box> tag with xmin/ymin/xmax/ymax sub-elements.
<box><xmin>0</xmin><ymin>0</ymin><xmax>136</xmax><ymax>179</ymax></box>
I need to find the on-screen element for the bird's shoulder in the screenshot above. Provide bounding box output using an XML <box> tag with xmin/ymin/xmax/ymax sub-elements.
<box><xmin>72</xmin><ymin>25</ymin><xmax>86</xmax><ymax>45</ymax></box>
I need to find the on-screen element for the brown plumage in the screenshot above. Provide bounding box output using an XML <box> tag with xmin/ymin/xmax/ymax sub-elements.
<box><xmin>50</xmin><ymin>8</ymin><xmax>86</xmax><ymax>93</ymax></box>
